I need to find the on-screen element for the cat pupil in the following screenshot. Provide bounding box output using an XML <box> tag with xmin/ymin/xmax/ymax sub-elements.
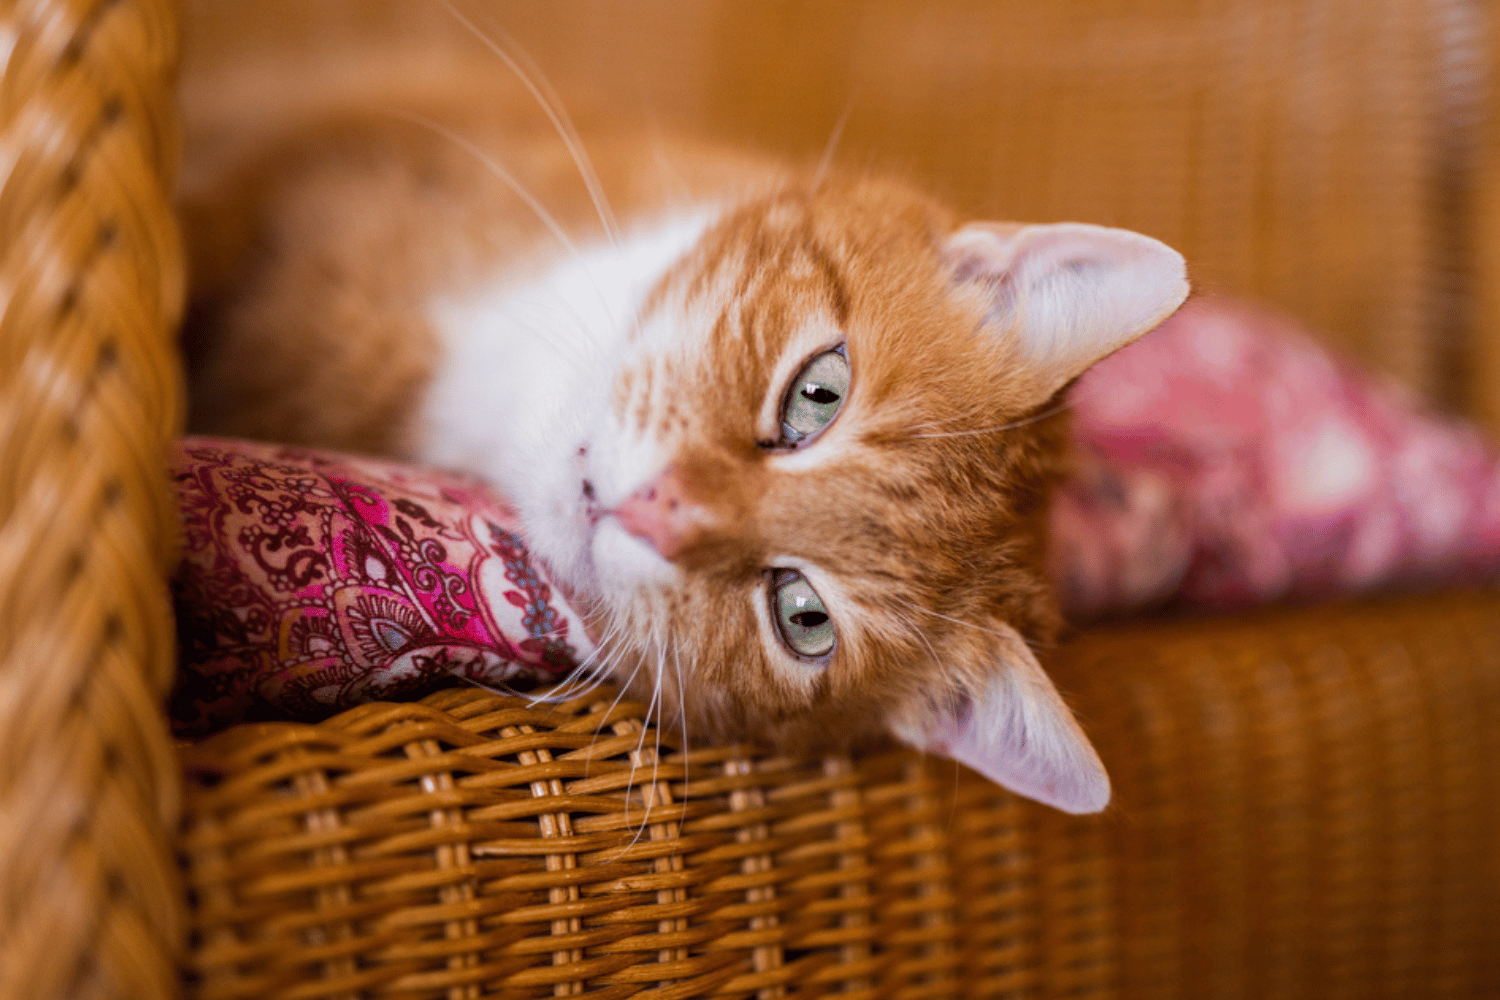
<box><xmin>789</xmin><ymin>611</ymin><xmax>828</xmax><ymax>628</ymax></box>
<box><xmin>801</xmin><ymin>384</ymin><xmax>839</xmax><ymax>404</ymax></box>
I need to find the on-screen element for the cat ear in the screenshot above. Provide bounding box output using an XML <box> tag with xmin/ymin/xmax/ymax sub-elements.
<box><xmin>889</xmin><ymin>621</ymin><xmax>1110</xmax><ymax>814</ymax></box>
<box><xmin>946</xmin><ymin>221</ymin><xmax>1189</xmax><ymax>398</ymax></box>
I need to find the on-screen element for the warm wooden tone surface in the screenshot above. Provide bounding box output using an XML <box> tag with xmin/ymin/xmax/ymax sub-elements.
<box><xmin>1473</xmin><ymin>4</ymin><xmax>1500</xmax><ymax>435</ymax></box>
<box><xmin>180</xmin><ymin>591</ymin><xmax>1500</xmax><ymax>999</ymax></box>
<box><xmin>5</xmin><ymin>3</ymin><xmax>1500</xmax><ymax>999</ymax></box>
<box><xmin>0</xmin><ymin>1</ymin><xmax>187</xmax><ymax>998</ymax></box>
<box><xmin>179</xmin><ymin>0</ymin><xmax>1484</xmax><ymax>410</ymax></box>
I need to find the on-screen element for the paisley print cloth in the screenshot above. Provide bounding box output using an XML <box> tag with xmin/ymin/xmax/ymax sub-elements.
<box><xmin>170</xmin><ymin>296</ymin><xmax>1500</xmax><ymax>734</ymax></box>
<box><xmin>170</xmin><ymin>441</ymin><xmax>592</xmax><ymax>735</ymax></box>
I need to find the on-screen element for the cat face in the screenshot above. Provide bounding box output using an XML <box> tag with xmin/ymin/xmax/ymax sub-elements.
<box><xmin>175</xmin><ymin>74</ymin><xmax>1183</xmax><ymax>813</ymax></box>
<box><xmin>567</xmin><ymin>178</ymin><xmax>1188</xmax><ymax>814</ymax></box>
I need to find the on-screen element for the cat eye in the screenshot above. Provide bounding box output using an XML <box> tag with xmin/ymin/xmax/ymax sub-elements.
<box><xmin>779</xmin><ymin>347</ymin><xmax>850</xmax><ymax>446</ymax></box>
<box><xmin>769</xmin><ymin>569</ymin><xmax>835</xmax><ymax>660</ymax></box>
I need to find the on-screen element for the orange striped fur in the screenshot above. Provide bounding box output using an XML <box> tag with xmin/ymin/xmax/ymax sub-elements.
<box><xmin>183</xmin><ymin>57</ymin><xmax>1187</xmax><ymax>811</ymax></box>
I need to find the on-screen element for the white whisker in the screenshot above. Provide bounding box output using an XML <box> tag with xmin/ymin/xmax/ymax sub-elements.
<box><xmin>591</xmin><ymin>645</ymin><xmax>647</xmax><ymax>789</ymax></box>
<box><xmin>601</xmin><ymin>652</ymin><xmax>644</xmax><ymax>724</ymax></box>
<box><xmin>505</xmin><ymin>311</ymin><xmax>598</xmax><ymax>380</ymax></box>
<box><xmin>441</xmin><ymin>0</ymin><xmax>621</xmax><ymax>245</ymax></box>
<box><xmin>671</xmin><ymin>642</ymin><xmax>690</xmax><ymax>822</ymax></box>
<box><xmin>812</xmin><ymin>94</ymin><xmax>857</xmax><ymax>192</ymax></box>
<box><xmin>646</xmin><ymin>647</ymin><xmax>666</xmax><ymax>832</ymax></box>
<box><xmin>523</xmin><ymin>619</ymin><xmax>609</xmax><ymax>700</ymax></box>
<box><xmin>538</xmin><ymin>645</ymin><xmax>619</xmax><ymax>704</ymax></box>
<box><xmin>632</xmin><ymin>624</ymin><xmax>666</xmax><ymax>763</ymax></box>
<box><xmin>891</xmin><ymin>594</ymin><xmax>1017</xmax><ymax>644</ymax></box>
<box><xmin>645</xmin><ymin>114</ymin><xmax>693</xmax><ymax>205</ymax></box>
<box><xmin>617</xmin><ymin>628</ymin><xmax>667</xmax><ymax>854</ymax></box>
<box><xmin>890</xmin><ymin>603</ymin><xmax>943</xmax><ymax>668</ymax></box>
<box><xmin>456</xmin><ymin>674</ymin><xmax>526</xmax><ymax>698</ymax></box>
<box><xmin>384</xmin><ymin>109</ymin><xmax>585</xmax><ymax>262</ymax></box>
<box><xmin>387</xmin><ymin>116</ymin><xmax>627</xmax><ymax>350</ymax></box>
<box><xmin>462</xmin><ymin>610</ymin><xmax>625</xmax><ymax>728</ymax></box>
<box><xmin>528</xmin><ymin>617</ymin><xmax>623</xmax><ymax>705</ymax></box>
<box><xmin>906</xmin><ymin>401</ymin><xmax>1072</xmax><ymax>439</ymax></box>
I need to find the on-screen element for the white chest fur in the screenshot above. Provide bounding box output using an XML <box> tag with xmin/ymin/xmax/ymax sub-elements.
<box><xmin>413</xmin><ymin>211</ymin><xmax>716</xmax><ymax>587</ymax></box>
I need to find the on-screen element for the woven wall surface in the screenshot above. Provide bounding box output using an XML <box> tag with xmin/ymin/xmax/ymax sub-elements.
<box><xmin>1473</xmin><ymin>5</ymin><xmax>1500</xmax><ymax>433</ymax></box>
<box><xmin>180</xmin><ymin>590</ymin><xmax>1500</xmax><ymax>999</ymax></box>
<box><xmin>5</xmin><ymin>4</ymin><xmax>1500</xmax><ymax>1000</ymax></box>
<box><xmin>1</xmin><ymin>1</ymin><xmax>186</xmax><ymax>998</ymax></box>
<box><xmin>178</xmin><ymin>0</ymin><xmax>1487</xmax><ymax>413</ymax></box>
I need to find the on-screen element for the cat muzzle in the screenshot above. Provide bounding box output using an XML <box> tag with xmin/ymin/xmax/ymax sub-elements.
<box><xmin>610</xmin><ymin>466</ymin><xmax>716</xmax><ymax>561</ymax></box>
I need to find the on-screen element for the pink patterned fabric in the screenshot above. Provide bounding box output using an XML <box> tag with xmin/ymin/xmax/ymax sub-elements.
<box><xmin>170</xmin><ymin>440</ymin><xmax>592</xmax><ymax>735</ymax></box>
<box><xmin>169</xmin><ymin>296</ymin><xmax>1500</xmax><ymax>733</ymax></box>
<box><xmin>1052</xmin><ymin>296</ymin><xmax>1500</xmax><ymax>617</ymax></box>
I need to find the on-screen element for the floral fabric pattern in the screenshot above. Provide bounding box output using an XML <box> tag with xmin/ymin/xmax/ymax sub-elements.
<box><xmin>170</xmin><ymin>440</ymin><xmax>591</xmax><ymax>735</ymax></box>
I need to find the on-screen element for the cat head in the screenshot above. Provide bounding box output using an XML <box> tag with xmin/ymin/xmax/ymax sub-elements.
<box><xmin>568</xmin><ymin>178</ymin><xmax>1187</xmax><ymax>814</ymax></box>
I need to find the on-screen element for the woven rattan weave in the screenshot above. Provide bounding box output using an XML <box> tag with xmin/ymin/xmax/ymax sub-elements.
<box><xmin>1</xmin><ymin>1</ymin><xmax>186</xmax><ymax>998</ymax></box>
<box><xmin>179</xmin><ymin>591</ymin><xmax>1500</xmax><ymax>1000</ymax></box>
<box><xmin>4</xmin><ymin>2</ymin><xmax>1500</xmax><ymax>999</ymax></box>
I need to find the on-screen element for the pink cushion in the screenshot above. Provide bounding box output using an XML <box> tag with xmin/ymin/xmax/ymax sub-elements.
<box><xmin>170</xmin><ymin>441</ymin><xmax>593</xmax><ymax>735</ymax></box>
<box><xmin>1053</xmin><ymin>296</ymin><xmax>1500</xmax><ymax>616</ymax></box>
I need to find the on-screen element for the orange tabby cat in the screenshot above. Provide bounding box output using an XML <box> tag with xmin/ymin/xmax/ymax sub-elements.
<box><xmin>183</xmin><ymin>56</ymin><xmax>1188</xmax><ymax>814</ymax></box>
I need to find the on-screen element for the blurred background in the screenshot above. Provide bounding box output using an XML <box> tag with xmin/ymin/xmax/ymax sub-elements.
<box><xmin>181</xmin><ymin>0</ymin><xmax>1497</xmax><ymax>433</ymax></box>
<box><xmin>14</xmin><ymin>5</ymin><xmax>1485</xmax><ymax>996</ymax></box>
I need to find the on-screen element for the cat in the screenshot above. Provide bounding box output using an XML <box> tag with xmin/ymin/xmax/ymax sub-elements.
<box><xmin>181</xmin><ymin>53</ymin><xmax>1189</xmax><ymax>814</ymax></box>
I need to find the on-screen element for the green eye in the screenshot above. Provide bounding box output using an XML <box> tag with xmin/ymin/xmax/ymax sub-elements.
<box><xmin>780</xmin><ymin>348</ymin><xmax>850</xmax><ymax>445</ymax></box>
<box><xmin>770</xmin><ymin>569</ymin><xmax>835</xmax><ymax>659</ymax></box>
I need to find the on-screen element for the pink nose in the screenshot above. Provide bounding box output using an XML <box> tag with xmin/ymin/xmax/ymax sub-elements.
<box><xmin>612</xmin><ymin>467</ymin><xmax>704</xmax><ymax>561</ymax></box>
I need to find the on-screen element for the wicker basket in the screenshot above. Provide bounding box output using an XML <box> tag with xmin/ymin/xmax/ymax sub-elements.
<box><xmin>3</xmin><ymin>2</ymin><xmax>1500</xmax><ymax>998</ymax></box>
<box><xmin>177</xmin><ymin>593</ymin><xmax>1500</xmax><ymax>999</ymax></box>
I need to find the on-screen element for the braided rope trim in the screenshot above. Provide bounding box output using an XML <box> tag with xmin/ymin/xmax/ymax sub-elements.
<box><xmin>1</xmin><ymin>1</ymin><xmax>186</xmax><ymax>998</ymax></box>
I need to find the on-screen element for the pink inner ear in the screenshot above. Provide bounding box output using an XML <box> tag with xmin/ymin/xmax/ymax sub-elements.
<box><xmin>928</xmin><ymin>687</ymin><xmax>1111</xmax><ymax>815</ymax></box>
<box><xmin>944</xmin><ymin>221</ymin><xmax>1190</xmax><ymax>398</ymax></box>
<box><xmin>891</xmin><ymin>621</ymin><xmax>1112</xmax><ymax>815</ymax></box>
